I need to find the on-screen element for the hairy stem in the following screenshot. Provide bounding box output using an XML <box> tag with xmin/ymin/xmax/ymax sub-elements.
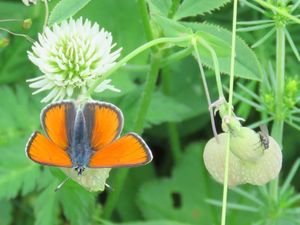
<box><xmin>221</xmin><ymin>0</ymin><xmax>238</xmax><ymax>225</ymax></box>
<box><xmin>162</xmin><ymin>66</ymin><xmax>182</xmax><ymax>163</ymax></box>
<box><xmin>87</xmin><ymin>36</ymin><xmax>191</xmax><ymax>96</ymax></box>
<box><xmin>269</xmin><ymin>26</ymin><xmax>285</xmax><ymax>203</ymax></box>
<box><xmin>103</xmin><ymin>0</ymin><xmax>161</xmax><ymax>219</ymax></box>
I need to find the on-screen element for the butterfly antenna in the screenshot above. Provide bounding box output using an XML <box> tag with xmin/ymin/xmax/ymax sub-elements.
<box><xmin>55</xmin><ymin>176</ymin><xmax>71</xmax><ymax>192</ymax></box>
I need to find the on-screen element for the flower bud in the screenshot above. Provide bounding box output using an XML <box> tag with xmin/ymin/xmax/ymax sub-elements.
<box><xmin>22</xmin><ymin>18</ymin><xmax>32</xmax><ymax>29</ymax></box>
<box><xmin>0</xmin><ymin>38</ymin><xmax>9</xmax><ymax>48</ymax></box>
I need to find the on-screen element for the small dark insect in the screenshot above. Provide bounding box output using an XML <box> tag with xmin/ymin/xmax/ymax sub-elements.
<box><xmin>258</xmin><ymin>125</ymin><xmax>269</xmax><ymax>150</ymax></box>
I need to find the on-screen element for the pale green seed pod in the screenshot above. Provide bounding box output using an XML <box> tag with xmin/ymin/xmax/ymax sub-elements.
<box><xmin>241</xmin><ymin>136</ymin><xmax>282</xmax><ymax>185</ymax></box>
<box><xmin>203</xmin><ymin>133</ymin><xmax>246</xmax><ymax>187</ymax></box>
<box><xmin>203</xmin><ymin>133</ymin><xmax>282</xmax><ymax>187</ymax></box>
<box><xmin>230</xmin><ymin>127</ymin><xmax>264</xmax><ymax>162</ymax></box>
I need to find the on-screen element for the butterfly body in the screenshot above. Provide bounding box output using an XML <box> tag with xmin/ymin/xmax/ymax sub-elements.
<box><xmin>26</xmin><ymin>101</ymin><xmax>152</xmax><ymax>175</ymax></box>
<box><xmin>68</xmin><ymin>109</ymin><xmax>92</xmax><ymax>174</ymax></box>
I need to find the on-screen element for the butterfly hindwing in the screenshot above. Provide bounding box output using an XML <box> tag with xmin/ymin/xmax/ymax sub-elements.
<box><xmin>41</xmin><ymin>101</ymin><xmax>76</xmax><ymax>150</ymax></box>
<box><xmin>26</xmin><ymin>131</ymin><xmax>72</xmax><ymax>167</ymax></box>
<box><xmin>83</xmin><ymin>101</ymin><xmax>123</xmax><ymax>151</ymax></box>
<box><xmin>88</xmin><ymin>132</ymin><xmax>153</xmax><ymax>168</ymax></box>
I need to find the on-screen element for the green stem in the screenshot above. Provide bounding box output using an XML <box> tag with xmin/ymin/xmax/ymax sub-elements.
<box><xmin>138</xmin><ymin>0</ymin><xmax>155</xmax><ymax>42</ymax></box>
<box><xmin>221</xmin><ymin>0</ymin><xmax>238</xmax><ymax>225</ymax></box>
<box><xmin>162</xmin><ymin>64</ymin><xmax>182</xmax><ymax>163</ymax></box>
<box><xmin>269</xmin><ymin>26</ymin><xmax>285</xmax><ymax>204</ymax></box>
<box><xmin>192</xmin><ymin>39</ymin><xmax>218</xmax><ymax>140</ymax></box>
<box><xmin>42</xmin><ymin>0</ymin><xmax>49</xmax><ymax>31</ymax></box>
<box><xmin>271</xmin><ymin>27</ymin><xmax>285</xmax><ymax>145</ymax></box>
<box><xmin>198</xmin><ymin>38</ymin><xmax>224</xmax><ymax>98</ymax></box>
<box><xmin>87</xmin><ymin>36</ymin><xmax>191</xmax><ymax>96</ymax></box>
<box><xmin>133</xmin><ymin>55</ymin><xmax>161</xmax><ymax>133</ymax></box>
<box><xmin>103</xmin><ymin>0</ymin><xmax>162</xmax><ymax>219</ymax></box>
<box><xmin>255</xmin><ymin>0</ymin><xmax>300</xmax><ymax>25</ymax></box>
<box><xmin>160</xmin><ymin>46</ymin><xmax>193</xmax><ymax>68</ymax></box>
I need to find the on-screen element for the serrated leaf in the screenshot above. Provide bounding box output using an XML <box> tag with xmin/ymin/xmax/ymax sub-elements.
<box><xmin>34</xmin><ymin>185</ymin><xmax>60</xmax><ymax>225</ymax></box>
<box><xmin>0</xmin><ymin>138</ymin><xmax>40</xmax><ymax>199</ymax></box>
<box><xmin>48</xmin><ymin>0</ymin><xmax>92</xmax><ymax>25</ymax></box>
<box><xmin>153</xmin><ymin>16</ymin><xmax>192</xmax><ymax>44</ymax></box>
<box><xmin>0</xmin><ymin>86</ymin><xmax>40</xmax><ymax>145</ymax></box>
<box><xmin>186</xmin><ymin>22</ymin><xmax>262</xmax><ymax>80</ymax></box>
<box><xmin>174</xmin><ymin>0</ymin><xmax>231</xmax><ymax>20</ymax></box>
<box><xmin>137</xmin><ymin>143</ymin><xmax>220</xmax><ymax>224</ymax></box>
<box><xmin>147</xmin><ymin>0</ymin><xmax>172</xmax><ymax>17</ymax></box>
<box><xmin>58</xmin><ymin>186</ymin><xmax>96</xmax><ymax>225</ymax></box>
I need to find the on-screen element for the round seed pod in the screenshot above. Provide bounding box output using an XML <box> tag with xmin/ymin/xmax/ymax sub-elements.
<box><xmin>242</xmin><ymin>136</ymin><xmax>282</xmax><ymax>185</ymax></box>
<box><xmin>203</xmin><ymin>133</ymin><xmax>282</xmax><ymax>187</ymax></box>
<box><xmin>230</xmin><ymin>127</ymin><xmax>264</xmax><ymax>162</ymax></box>
<box><xmin>203</xmin><ymin>133</ymin><xmax>246</xmax><ymax>187</ymax></box>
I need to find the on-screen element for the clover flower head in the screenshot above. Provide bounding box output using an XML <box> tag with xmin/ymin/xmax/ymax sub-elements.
<box><xmin>27</xmin><ymin>17</ymin><xmax>122</xmax><ymax>102</ymax></box>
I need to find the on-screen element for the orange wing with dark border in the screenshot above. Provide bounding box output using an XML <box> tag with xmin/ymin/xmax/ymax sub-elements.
<box><xmin>41</xmin><ymin>101</ymin><xmax>76</xmax><ymax>150</ymax></box>
<box><xmin>26</xmin><ymin>131</ymin><xmax>72</xmax><ymax>167</ymax></box>
<box><xmin>88</xmin><ymin>132</ymin><xmax>153</xmax><ymax>168</ymax></box>
<box><xmin>83</xmin><ymin>101</ymin><xmax>123</xmax><ymax>150</ymax></box>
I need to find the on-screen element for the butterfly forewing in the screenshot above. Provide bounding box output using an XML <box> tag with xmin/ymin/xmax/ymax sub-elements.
<box><xmin>88</xmin><ymin>132</ymin><xmax>153</xmax><ymax>168</ymax></box>
<box><xmin>41</xmin><ymin>101</ymin><xmax>76</xmax><ymax>150</ymax></box>
<box><xmin>83</xmin><ymin>102</ymin><xmax>123</xmax><ymax>151</ymax></box>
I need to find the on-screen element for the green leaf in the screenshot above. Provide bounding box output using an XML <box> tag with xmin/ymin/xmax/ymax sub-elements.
<box><xmin>34</xmin><ymin>185</ymin><xmax>60</xmax><ymax>225</ymax></box>
<box><xmin>186</xmin><ymin>22</ymin><xmax>262</xmax><ymax>80</ymax></box>
<box><xmin>0</xmin><ymin>86</ymin><xmax>41</xmax><ymax>199</ymax></box>
<box><xmin>147</xmin><ymin>0</ymin><xmax>172</xmax><ymax>17</ymax></box>
<box><xmin>58</xmin><ymin>185</ymin><xmax>96</xmax><ymax>225</ymax></box>
<box><xmin>0</xmin><ymin>86</ymin><xmax>41</xmax><ymax>144</ymax></box>
<box><xmin>108</xmin><ymin>89</ymin><xmax>193</xmax><ymax>131</ymax></box>
<box><xmin>105</xmin><ymin>221</ymin><xmax>191</xmax><ymax>225</ymax></box>
<box><xmin>115</xmin><ymin>166</ymin><xmax>156</xmax><ymax>221</ymax></box>
<box><xmin>153</xmin><ymin>15</ymin><xmax>193</xmax><ymax>41</ymax></box>
<box><xmin>0</xmin><ymin>200</ymin><xmax>12</xmax><ymax>225</ymax></box>
<box><xmin>146</xmin><ymin>91</ymin><xmax>193</xmax><ymax>127</ymax></box>
<box><xmin>80</xmin><ymin>0</ymin><xmax>148</xmax><ymax>61</ymax></box>
<box><xmin>137</xmin><ymin>143</ymin><xmax>221</xmax><ymax>224</ymax></box>
<box><xmin>0</xmin><ymin>138</ymin><xmax>41</xmax><ymax>199</ymax></box>
<box><xmin>0</xmin><ymin>38</ymin><xmax>33</xmax><ymax>84</ymax></box>
<box><xmin>48</xmin><ymin>0</ymin><xmax>92</xmax><ymax>25</ymax></box>
<box><xmin>174</xmin><ymin>0</ymin><xmax>231</xmax><ymax>20</ymax></box>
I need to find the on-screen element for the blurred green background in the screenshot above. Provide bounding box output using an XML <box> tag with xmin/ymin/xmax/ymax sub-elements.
<box><xmin>0</xmin><ymin>0</ymin><xmax>300</xmax><ymax>225</ymax></box>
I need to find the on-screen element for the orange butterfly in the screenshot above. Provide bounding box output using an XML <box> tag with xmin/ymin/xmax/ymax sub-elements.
<box><xmin>26</xmin><ymin>101</ymin><xmax>153</xmax><ymax>175</ymax></box>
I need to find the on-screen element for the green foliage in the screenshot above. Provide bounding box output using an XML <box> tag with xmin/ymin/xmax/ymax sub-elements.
<box><xmin>187</xmin><ymin>22</ymin><xmax>262</xmax><ymax>80</ymax></box>
<box><xmin>138</xmin><ymin>143</ymin><xmax>221</xmax><ymax>225</ymax></box>
<box><xmin>174</xmin><ymin>0</ymin><xmax>231</xmax><ymax>19</ymax></box>
<box><xmin>0</xmin><ymin>200</ymin><xmax>12</xmax><ymax>225</ymax></box>
<box><xmin>0</xmin><ymin>0</ymin><xmax>300</xmax><ymax>225</ymax></box>
<box><xmin>48</xmin><ymin>0</ymin><xmax>92</xmax><ymax>25</ymax></box>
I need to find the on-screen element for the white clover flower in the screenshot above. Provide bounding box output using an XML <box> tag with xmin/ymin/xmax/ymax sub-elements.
<box><xmin>27</xmin><ymin>17</ymin><xmax>122</xmax><ymax>102</ymax></box>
